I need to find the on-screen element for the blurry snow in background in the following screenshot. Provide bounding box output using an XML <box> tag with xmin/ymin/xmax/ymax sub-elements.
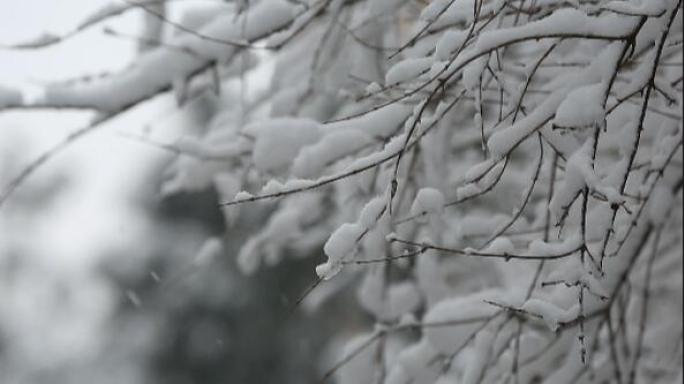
<box><xmin>0</xmin><ymin>2</ymin><xmax>333</xmax><ymax>383</ymax></box>
<box><xmin>0</xmin><ymin>1</ymin><xmax>172</xmax><ymax>382</ymax></box>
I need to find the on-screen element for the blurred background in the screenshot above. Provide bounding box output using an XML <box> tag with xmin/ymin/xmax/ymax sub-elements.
<box><xmin>0</xmin><ymin>2</ymin><xmax>360</xmax><ymax>383</ymax></box>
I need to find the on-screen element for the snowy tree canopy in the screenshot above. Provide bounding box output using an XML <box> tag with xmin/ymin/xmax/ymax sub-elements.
<box><xmin>1</xmin><ymin>0</ymin><xmax>682</xmax><ymax>383</ymax></box>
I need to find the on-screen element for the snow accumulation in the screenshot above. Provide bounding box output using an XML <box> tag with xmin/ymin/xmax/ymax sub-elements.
<box><xmin>364</xmin><ymin>82</ymin><xmax>382</xmax><ymax>94</ymax></box>
<box><xmin>410</xmin><ymin>187</ymin><xmax>445</xmax><ymax>221</ymax></box>
<box><xmin>238</xmin><ymin>207</ymin><xmax>305</xmax><ymax>274</ymax></box>
<box><xmin>358</xmin><ymin>196</ymin><xmax>386</xmax><ymax>229</ymax></box>
<box><xmin>476</xmin><ymin>9</ymin><xmax>638</xmax><ymax>51</ymax></box>
<box><xmin>259</xmin><ymin>178</ymin><xmax>316</xmax><ymax>195</ymax></box>
<box><xmin>482</xmin><ymin>237</ymin><xmax>514</xmax><ymax>254</ymax></box>
<box><xmin>423</xmin><ymin>289</ymin><xmax>503</xmax><ymax>355</ymax></box>
<box><xmin>553</xmin><ymin>83</ymin><xmax>605</xmax><ymax>128</ymax></box>
<box><xmin>463</xmin><ymin>329</ymin><xmax>495</xmax><ymax>384</ymax></box>
<box><xmin>247</xmin><ymin>117</ymin><xmax>322</xmax><ymax>173</ymax></box>
<box><xmin>385</xmin><ymin>57</ymin><xmax>433</xmax><ymax>85</ymax></box>
<box><xmin>40</xmin><ymin>0</ymin><xmax>297</xmax><ymax>112</ymax></box>
<box><xmin>358</xmin><ymin>271</ymin><xmax>420</xmax><ymax>320</ymax></box>
<box><xmin>317</xmin><ymin>223</ymin><xmax>364</xmax><ymax>280</ymax></box>
<box><xmin>521</xmin><ymin>299</ymin><xmax>579</xmax><ymax>332</ymax></box>
<box><xmin>435</xmin><ymin>30</ymin><xmax>467</xmax><ymax>61</ymax></box>
<box><xmin>292</xmin><ymin>130</ymin><xmax>372</xmax><ymax>178</ymax></box>
<box><xmin>602</xmin><ymin>0</ymin><xmax>668</xmax><ymax>16</ymax></box>
<box><xmin>487</xmin><ymin>90</ymin><xmax>566</xmax><ymax>159</ymax></box>
<box><xmin>464</xmin><ymin>159</ymin><xmax>498</xmax><ymax>183</ymax></box>
<box><xmin>549</xmin><ymin>141</ymin><xmax>623</xmax><ymax>222</ymax></box>
<box><xmin>462</xmin><ymin>56</ymin><xmax>488</xmax><ymax>92</ymax></box>
<box><xmin>234</xmin><ymin>190</ymin><xmax>254</xmax><ymax>201</ymax></box>
<box><xmin>457</xmin><ymin>160</ymin><xmax>505</xmax><ymax>200</ymax></box>
<box><xmin>317</xmin><ymin>192</ymin><xmax>391</xmax><ymax>280</ymax></box>
<box><xmin>527</xmin><ymin>234</ymin><xmax>582</xmax><ymax>257</ymax></box>
<box><xmin>328</xmin><ymin>103</ymin><xmax>413</xmax><ymax>138</ymax></box>
<box><xmin>420</xmin><ymin>0</ymin><xmax>475</xmax><ymax>26</ymax></box>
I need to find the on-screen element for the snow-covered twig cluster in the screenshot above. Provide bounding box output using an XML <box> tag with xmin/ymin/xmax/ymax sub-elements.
<box><xmin>1</xmin><ymin>0</ymin><xmax>682</xmax><ymax>383</ymax></box>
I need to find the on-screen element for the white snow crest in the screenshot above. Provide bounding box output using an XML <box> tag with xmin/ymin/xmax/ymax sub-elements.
<box><xmin>410</xmin><ymin>187</ymin><xmax>445</xmax><ymax>222</ymax></box>
<box><xmin>554</xmin><ymin>83</ymin><xmax>605</xmax><ymax>129</ymax></box>
<box><xmin>385</xmin><ymin>57</ymin><xmax>434</xmax><ymax>85</ymax></box>
<box><xmin>521</xmin><ymin>298</ymin><xmax>579</xmax><ymax>332</ymax></box>
<box><xmin>317</xmin><ymin>223</ymin><xmax>364</xmax><ymax>280</ymax></box>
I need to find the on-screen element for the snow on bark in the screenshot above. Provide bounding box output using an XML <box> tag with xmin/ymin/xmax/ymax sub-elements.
<box><xmin>39</xmin><ymin>0</ymin><xmax>297</xmax><ymax>112</ymax></box>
